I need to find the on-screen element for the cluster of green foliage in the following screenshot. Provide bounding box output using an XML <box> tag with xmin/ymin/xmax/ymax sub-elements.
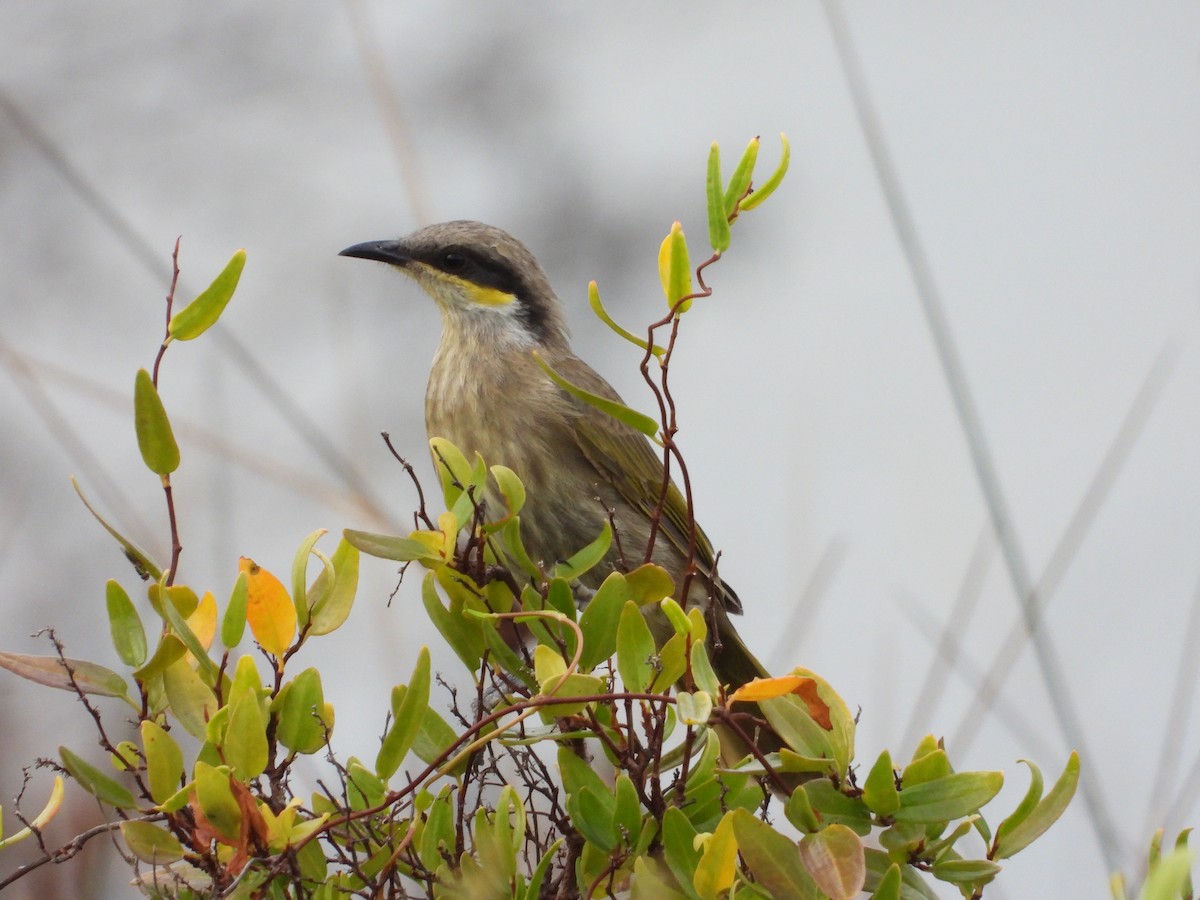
<box><xmin>0</xmin><ymin>137</ymin><xmax>1188</xmax><ymax>899</ymax></box>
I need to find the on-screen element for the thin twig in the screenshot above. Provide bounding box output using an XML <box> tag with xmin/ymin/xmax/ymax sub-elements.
<box><xmin>382</xmin><ymin>432</ymin><xmax>435</xmax><ymax>530</ymax></box>
<box><xmin>0</xmin><ymin>815</ymin><xmax>163</xmax><ymax>891</ymax></box>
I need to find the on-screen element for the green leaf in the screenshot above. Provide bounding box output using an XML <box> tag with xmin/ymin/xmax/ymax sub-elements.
<box><xmin>490</xmin><ymin>464</ymin><xmax>526</xmax><ymax>519</ymax></box>
<box><xmin>588</xmin><ymin>281</ymin><xmax>664</xmax><ymax>358</ymax></box>
<box><xmin>307</xmin><ymin>538</ymin><xmax>359</xmax><ymax>636</ymax></box>
<box><xmin>572</xmin><ymin>786</ymin><xmax>619</xmax><ymax>851</ymax></box>
<box><xmin>0</xmin><ymin>651</ymin><xmax>129</xmax><ymax>700</ymax></box>
<box><xmin>739</xmin><ymin>132</ymin><xmax>790</xmax><ymax>211</ymax></box>
<box><xmin>651</xmin><ymin>632</ymin><xmax>688</xmax><ymax>693</ymax></box>
<box><xmin>759</xmin><ymin>693</ymin><xmax>835</xmax><ymax>765</ymax></box>
<box><xmin>613</xmin><ymin>773</ymin><xmax>642</xmax><ymax>847</ymax></box>
<box><xmin>346</xmin><ymin>759</ymin><xmax>386</xmax><ymax>811</ymax></box>
<box><xmin>626</xmin><ymin>564</ymin><xmax>674</xmax><ymax>604</ymax></box>
<box><xmin>661</xmin><ymin>807</ymin><xmax>703</xmax><ymax>900</ymax></box>
<box><xmin>558</xmin><ymin>745</ymin><xmax>612</xmax><ymax>803</ymax></box>
<box><xmin>157</xmin><ymin>582</ymin><xmax>219</xmax><ymax>685</ymax></box>
<box><xmin>863</xmin><ymin>848</ymin><xmax>942</xmax><ymax>900</ymax></box>
<box><xmin>658</xmin><ymin>220</ymin><xmax>695</xmax><ymax>313</ymax></box>
<box><xmin>577</xmin><ymin>571</ymin><xmax>630</xmax><ymax>671</ymax></box>
<box><xmin>723</xmin><ymin>136</ymin><xmax>760</xmax><ymax>216</ymax></box>
<box><xmin>902</xmin><ymin>748</ymin><xmax>951</xmax><ymax>787</ymax></box>
<box><xmin>729</xmin><ymin>808</ymin><xmax>821</xmax><ymax>900</ymax></box>
<box><xmin>992</xmin><ymin>751</ymin><xmax>1079</xmax><ymax>859</ymax></box>
<box><xmin>141</xmin><ymin>719</ymin><xmax>183</xmax><ymax>806</ymax></box>
<box><xmin>539</xmin><ymin>670</ymin><xmax>606</xmax><ymax>720</ymax></box>
<box><xmin>524</xmin><ymin>839</ymin><xmax>565</xmax><ymax>900</ymax></box>
<box><xmin>705</xmin><ymin>143</ymin><xmax>731</xmax><ymax>254</ymax></box>
<box><xmin>71</xmin><ymin>477</ymin><xmax>162</xmax><ymax>581</ymax></box>
<box><xmin>168</xmin><ymin>248</ymin><xmax>246</xmax><ymax>341</ymax></box>
<box><xmin>422</xmin><ymin>571</ymin><xmax>483</xmax><ymax>672</ymax></box>
<box><xmin>803</xmin><ymin>779</ymin><xmax>873</xmax><ymax>834</ymax></box>
<box><xmin>689</xmin><ymin>641</ymin><xmax>719</xmax><ymax>696</ymax></box>
<box><xmin>992</xmin><ymin>758</ymin><xmax>1044</xmax><ymax>848</ymax></box>
<box><xmin>224</xmin><ymin>686</ymin><xmax>269</xmax><ymax>779</ymax></box>
<box><xmin>412</xmin><ymin>704</ymin><xmax>459</xmax><ymax>770</ymax></box>
<box><xmin>222</xmin><ymin>571</ymin><xmax>249</xmax><ymax>648</ymax></box>
<box><xmin>925</xmin><ymin>816</ymin><xmax>981</xmax><ymax>859</ymax></box>
<box><xmin>893</xmin><ymin>771</ymin><xmax>1004</xmax><ymax>824</ymax></box>
<box><xmin>290</xmin><ymin>529</ymin><xmax>329</xmax><ymax>630</ymax></box>
<box><xmin>343</xmin><ymin>528</ymin><xmax>438</xmax><ymax>563</ymax></box>
<box><xmin>632</xmin><ymin>856</ymin><xmax>690</xmax><ymax>900</ymax></box>
<box><xmin>447</xmin><ymin>453</ymin><xmax>488</xmax><ymax>529</ymax></box>
<box><xmin>869</xmin><ymin>863</ymin><xmax>903</xmax><ymax>900</ymax></box>
<box><xmin>784</xmin><ymin>782</ymin><xmax>821</xmax><ymax>833</ymax></box>
<box><xmin>376</xmin><ymin>646</ymin><xmax>431</xmax><ymax>780</ymax></box>
<box><xmin>428</xmin><ymin>436</ymin><xmax>472</xmax><ymax>506</ymax></box>
<box><xmin>545</xmin><ymin>577</ymin><xmax>577</xmax><ymax>619</ymax></box>
<box><xmin>498</xmin><ymin>517</ymin><xmax>540</xmax><ymax>578</ymax></box>
<box><xmin>930</xmin><ymin>858</ymin><xmax>1002</xmax><ymax>886</ymax></box>
<box><xmin>799</xmin><ymin>824</ymin><xmax>866</xmax><ymax>900</ymax></box>
<box><xmin>616</xmin><ymin>600</ymin><xmax>656</xmax><ymax>692</ymax></box>
<box><xmin>162</xmin><ymin>657</ymin><xmax>219</xmax><ymax>740</ymax></box>
<box><xmin>481</xmin><ymin>618</ymin><xmax>537</xmax><ymax>690</ymax></box>
<box><xmin>105</xmin><ymin>580</ymin><xmax>147</xmax><ymax>667</ymax></box>
<box><xmin>1138</xmin><ymin>847</ymin><xmax>1196</xmax><ymax>900</ymax></box>
<box><xmin>533</xmin><ymin>351</ymin><xmax>659</xmax><ymax>438</ymax></box>
<box><xmin>275</xmin><ymin>667</ymin><xmax>330</xmax><ymax>755</ymax></box>
<box><xmin>132</xmin><ymin>634</ymin><xmax>187</xmax><ymax>684</ymax></box>
<box><xmin>121</xmin><ymin>820</ymin><xmax>185</xmax><ymax>863</ymax></box>
<box><xmin>59</xmin><ymin>746</ymin><xmax>136</xmax><ymax>809</ymax></box>
<box><xmin>133</xmin><ymin>368</ymin><xmax>180</xmax><ymax>476</ymax></box>
<box><xmin>418</xmin><ymin>786</ymin><xmax>456</xmax><ymax>872</ymax></box>
<box><xmin>555</xmin><ymin>520</ymin><xmax>613</xmax><ymax>582</ymax></box>
<box><xmin>660</xmin><ymin>597</ymin><xmax>691</xmax><ymax>636</ymax></box>
<box><xmin>193</xmin><ymin>762</ymin><xmax>241</xmax><ymax>840</ymax></box>
<box><xmin>862</xmin><ymin>750</ymin><xmax>901</xmax><ymax>817</ymax></box>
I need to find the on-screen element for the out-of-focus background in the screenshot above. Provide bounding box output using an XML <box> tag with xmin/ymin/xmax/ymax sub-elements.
<box><xmin>1</xmin><ymin>2</ymin><xmax>1197</xmax><ymax>896</ymax></box>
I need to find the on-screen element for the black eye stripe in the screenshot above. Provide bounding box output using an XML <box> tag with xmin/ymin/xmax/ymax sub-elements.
<box><xmin>427</xmin><ymin>246</ymin><xmax>522</xmax><ymax>296</ymax></box>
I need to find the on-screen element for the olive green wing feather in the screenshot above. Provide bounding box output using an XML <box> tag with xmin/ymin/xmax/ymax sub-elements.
<box><xmin>551</xmin><ymin>355</ymin><xmax>742</xmax><ymax>612</ymax></box>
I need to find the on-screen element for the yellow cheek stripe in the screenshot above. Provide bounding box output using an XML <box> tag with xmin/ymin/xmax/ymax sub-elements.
<box><xmin>443</xmin><ymin>274</ymin><xmax>516</xmax><ymax>307</ymax></box>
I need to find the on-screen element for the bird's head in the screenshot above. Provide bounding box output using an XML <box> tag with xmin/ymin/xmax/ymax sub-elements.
<box><xmin>340</xmin><ymin>220</ymin><xmax>569</xmax><ymax>352</ymax></box>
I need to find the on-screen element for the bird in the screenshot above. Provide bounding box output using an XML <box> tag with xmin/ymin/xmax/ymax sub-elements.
<box><xmin>339</xmin><ymin>220</ymin><xmax>770</xmax><ymax>695</ymax></box>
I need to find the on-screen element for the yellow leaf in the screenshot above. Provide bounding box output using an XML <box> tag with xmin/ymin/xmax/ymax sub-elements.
<box><xmin>239</xmin><ymin>558</ymin><xmax>296</xmax><ymax>660</ymax></box>
<box><xmin>185</xmin><ymin>591</ymin><xmax>218</xmax><ymax>659</ymax></box>
<box><xmin>694</xmin><ymin>812</ymin><xmax>738</xmax><ymax>899</ymax></box>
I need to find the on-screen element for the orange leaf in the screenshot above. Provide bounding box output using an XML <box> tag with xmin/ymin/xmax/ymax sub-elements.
<box><xmin>729</xmin><ymin>675</ymin><xmax>810</xmax><ymax>703</ymax></box>
<box><xmin>239</xmin><ymin>558</ymin><xmax>296</xmax><ymax>660</ymax></box>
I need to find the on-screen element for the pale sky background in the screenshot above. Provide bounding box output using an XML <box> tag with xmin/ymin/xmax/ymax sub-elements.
<box><xmin>1</xmin><ymin>3</ymin><xmax>1198</xmax><ymax>897</ymax></box>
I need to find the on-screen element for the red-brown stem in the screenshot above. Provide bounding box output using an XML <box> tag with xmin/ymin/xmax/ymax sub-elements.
<box><xmin>638</xmin><ymin>251</ymin><xmax>720</xmax><ymax>601</ymax></box>
<box><xmin>155</xmin><ymin>237</ymin><xmax>184</xmax><ymax>585</ymax></box>
<box><xmin>151</xmin><ymin>237</ymin><xmax>182</xmax><ymax>386</ymax></box>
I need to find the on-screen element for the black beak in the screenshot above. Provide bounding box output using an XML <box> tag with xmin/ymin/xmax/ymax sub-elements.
<box><xmin>338</xmin><ymin>240</ymin><xmax>409</xmax><ymax>265</ymax></box>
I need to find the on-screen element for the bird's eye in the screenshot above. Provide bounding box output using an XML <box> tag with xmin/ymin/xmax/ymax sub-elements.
<box><xmin>441</xmin><ymin>251</ymin><xmax>467</xmax><ymax>272</ymax></box>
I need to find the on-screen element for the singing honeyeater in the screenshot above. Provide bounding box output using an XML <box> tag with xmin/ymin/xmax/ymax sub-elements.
<box><xmin>340</xmin><ymin>221</ymin><xmax>769</xmax><ymax>692</ymax></box>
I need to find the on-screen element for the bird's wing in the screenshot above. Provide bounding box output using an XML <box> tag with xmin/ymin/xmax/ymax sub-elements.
<box><xmin>551</xmin><ymin>354</ymin><xmax>741</xmax><ymax>611</ymax></box>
